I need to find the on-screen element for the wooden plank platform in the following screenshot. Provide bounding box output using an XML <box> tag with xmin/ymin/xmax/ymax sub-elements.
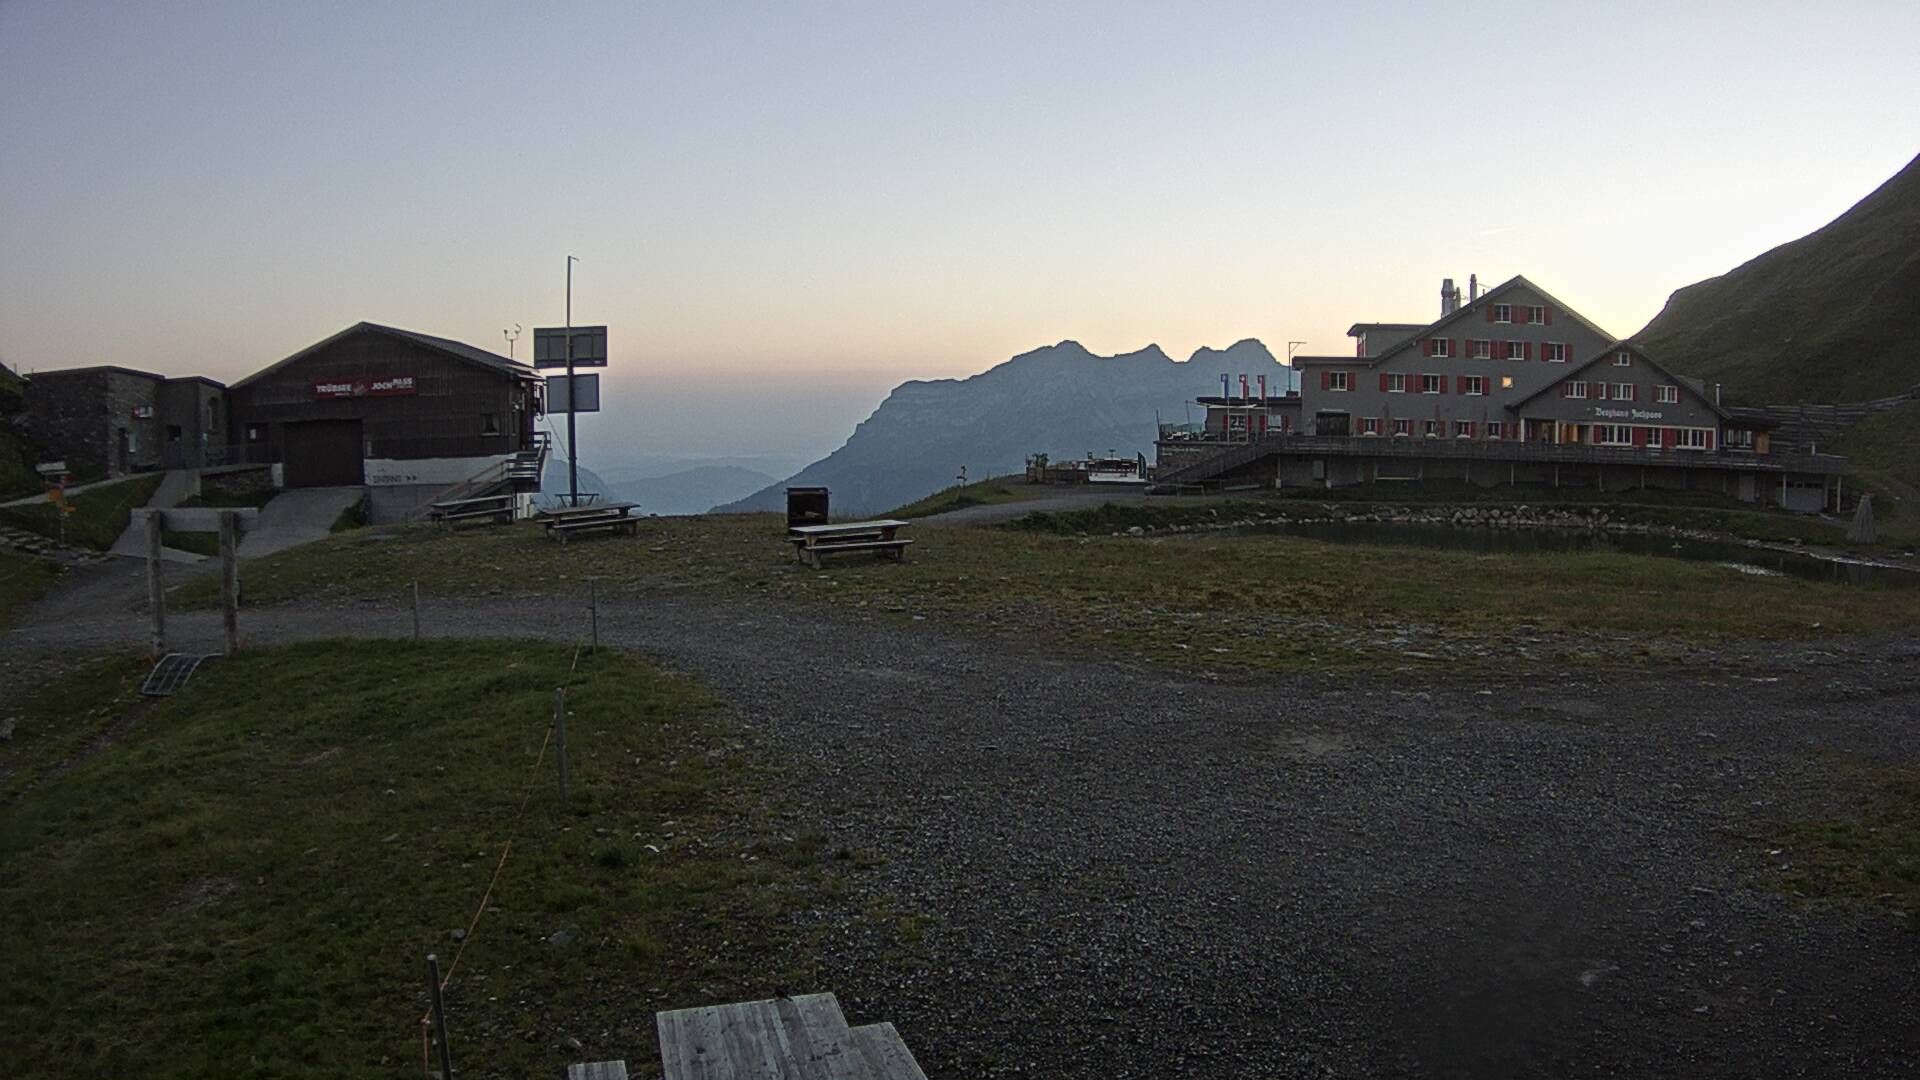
<box><xmin>656</xmin><ymin>992</ymin><xmax>926</xmax><ymax>1080</ymax></box>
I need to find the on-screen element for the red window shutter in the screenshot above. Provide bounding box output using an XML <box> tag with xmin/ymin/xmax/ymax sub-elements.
<box><xmin>1559</xmin><ymin>382</ymin><xmax>1569</xmax><ymax>398</ymax></box>
<box><xmin>1320</xmin><ymin>370</ymin><xmax>1330</xmax><ymax>391</ymax></box>
<box><xmin>1633</xmin><ymin>427</ymin><xmax>1646</xmax><ymax>447</ymax></box>
<box><xmin>1450</xmin><ymin>338</ymin><xmax>1458</xmax><ymax>358</ymax></box>
<box><xmin>1631</xmin><ymin>385</ymin><xmax>1639</xmax><ymax>402</ymax></box>
<box><xmin>1379</xmin><ymin>373</ymin><xmax>1389</xmax><ymax>392</ymax></box>
<box><xmin>1525</xmin><ymin>342</ymin><xmax>1534</xmax><ymax>361</ymax></box>
<box><xmin>1423</xmin><ymin>338</ymin><xmax>1433</xmax><ymax>356</ymax></box>
<box><xmin>1544</xmin><ymin>306</ymin><xmax>1554</xmax><ymax>325</ymax></box>
<box><xmin>1456</xmin><ymin>375</ymin><xmax>1467</xmax><ymax>394</ymax></box>
<box><xmin>1486</xmin><ymin>304</ymin><xmax>1496</xmax><ymax>322</ymax></box>
<box><xmin>1706</xmin><ymin>430</ymin><xmax>1715</xmax><ymax>451</ymax></box>
<box><xmin>1437</xmin><ymin>376</ymin><xmax>1448</xmax><ymax>395</ymax></box>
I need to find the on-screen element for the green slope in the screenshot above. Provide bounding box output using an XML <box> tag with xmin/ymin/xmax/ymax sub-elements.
<box><xmin>1633</xmin><ymin>152</ymin><xmax>1920</xmax><ymax>404</ymax></box>
<box><xmin>1830</xmin><ymin>399</ymin><xmax>1920</xmax><ymax>542</ymax></box>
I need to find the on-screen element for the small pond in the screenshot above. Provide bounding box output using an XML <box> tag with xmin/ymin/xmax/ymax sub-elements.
<box><xmin>1231</xmin><ymin>519</ymin><xmax>1920</xmax><ymax>588</ymax></box>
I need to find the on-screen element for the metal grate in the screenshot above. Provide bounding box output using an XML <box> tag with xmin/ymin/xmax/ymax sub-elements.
<box><xmin>141</xmin><ymin>654</ymin><xmax>217</xmax><ymax>697</ymax></box>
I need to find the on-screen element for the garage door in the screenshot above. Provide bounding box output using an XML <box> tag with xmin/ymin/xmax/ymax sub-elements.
<box><xmin>282</xmin><ymin>419</ymin><xmax>365</xmax><ymax>488</ymax></box>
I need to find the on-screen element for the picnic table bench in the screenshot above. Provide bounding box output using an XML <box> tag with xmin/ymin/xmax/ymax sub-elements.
<box><xmin>430</xmin><ymin>493</ymin><xmax>518</xmax><ymax>530</ymax></box>
<box><xmin>541</xmin><ymin>501</ymin><xmax>641</xmax><ymax>543</ymax></box>
<box><xmin>787</xmin><ymin>519</ymin><xmax>912</xmax><ymax>568</ymax></box>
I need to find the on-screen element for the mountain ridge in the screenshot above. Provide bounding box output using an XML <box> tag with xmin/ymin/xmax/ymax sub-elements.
<box><xmin>1632</xmin><ymin>152</ymin><xmax>1920</xmax><ymax>404</ymax></box>
<box><xmin>716</xmin><ymin>339</ymin><xmax>1292</xmax><ymax>515</ymax></box>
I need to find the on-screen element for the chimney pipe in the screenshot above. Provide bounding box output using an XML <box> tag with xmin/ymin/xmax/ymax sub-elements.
<box><xmin>1469</xmin><ymin>273</ymin><xmax>1479</xmax><ymax>303</ymax></box>
<box><xmin>1441</xmin><ymin>278</ymin><xmax>1457</xmax><ymax>317</ymax></box>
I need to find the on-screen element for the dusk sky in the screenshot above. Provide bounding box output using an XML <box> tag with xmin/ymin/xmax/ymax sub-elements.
<box><xmin>3</xmin><ymin>1</ymin><xmax>1917</xmax><ymax>463</ymax></box>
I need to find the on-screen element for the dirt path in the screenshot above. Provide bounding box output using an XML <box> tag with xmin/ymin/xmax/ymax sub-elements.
<box><xmin>7</xmin><ymin>575</ymin><xmax>1920</xmax><ymax>1077</ymax></box>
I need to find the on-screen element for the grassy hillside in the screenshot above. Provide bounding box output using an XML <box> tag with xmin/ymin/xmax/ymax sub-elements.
<box><xmin>0</xmin><ymin>642</ymin><xmax>842</xmax><ymax>1078</ymax></box>
<box><xmin>1832</xmin><ymin>399</ymin><xmax>1920</xmax><ymax>542</ymax></box>
<box><xmin>885</xmin><ymin>477</ymin><xmax>1045</xmax><ymax>518</ymax></box>
<box><xmin>1633</xmin><ymin>152</ymin><xmax>1920</xmax><ymax>404</ymax></box>
<box><xmin>0</xmin><ymin>473</ymin><xmax>162</xmax><ymax>550</ymax></box>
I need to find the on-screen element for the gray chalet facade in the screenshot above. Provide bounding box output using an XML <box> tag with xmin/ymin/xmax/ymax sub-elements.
<box><xmin>1156</xmin><ymin>275</ymin><xmax>1846</xmax><ymax>512</ymax></box>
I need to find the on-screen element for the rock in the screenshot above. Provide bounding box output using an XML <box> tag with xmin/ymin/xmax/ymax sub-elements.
<box><xmin>450</xmin><ymin>928</ymin><xmax>467</xmax><ymax>941</ymax></box>
<box><xmin>550</xmin><ymin>930</ymin><xmax>575</xmax><ymax>947</ymax></box>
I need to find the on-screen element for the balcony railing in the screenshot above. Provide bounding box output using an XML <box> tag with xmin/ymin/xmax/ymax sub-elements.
<box><xmin>1157</xmin><ymin>431</ymin><xmax>1847</xmax><ymax>475</ymax></box>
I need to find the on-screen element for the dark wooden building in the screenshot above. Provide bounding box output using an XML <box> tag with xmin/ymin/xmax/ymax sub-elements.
<box><xmin>227</xmin><ymin>322</ymin><xmax>541</xmax><ymax>488</ymax></box>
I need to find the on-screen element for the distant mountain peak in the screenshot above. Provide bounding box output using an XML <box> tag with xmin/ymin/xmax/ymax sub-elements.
<box><xmin>1188</xmin><ymin>338</ymin><xmax>1279</xmax><ymax>365</ymax></box>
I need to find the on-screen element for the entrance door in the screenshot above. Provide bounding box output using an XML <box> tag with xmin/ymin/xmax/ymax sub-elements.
<box><xmin>282</xmin><ymin>419</ymin><xmax>365</xmax><ymax>487</ymax></box>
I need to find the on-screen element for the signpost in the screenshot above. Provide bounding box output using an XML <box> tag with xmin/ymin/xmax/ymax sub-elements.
<box><xmin>533</xmin><ymin>257</ymin><xmax>608</xmax><ymax>506</ymax></box>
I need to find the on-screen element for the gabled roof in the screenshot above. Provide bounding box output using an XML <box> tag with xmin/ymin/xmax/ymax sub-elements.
<box><xmin>231</xmin><ymin>321</ymin><xmax>535</xmax><ymax>390</ymax></box>
<box><xmin>1361</xmin><ymin>275</ymin><xmax>1618</xmax><ymax>369</ymax></box>
<box><xmin>1345</xmin><ymin>321</ymin><xmax>1427</xmax><ymax>336</ymax></box>
<box><xmin>1508</xmin><ymin>341</ymin><xmax>1729</xmax><ymax>417</ymax></box>
<box><xmin>25</xmin><ymin>365</ymin><xmax>166</xmax><ymax>382</ymax></box>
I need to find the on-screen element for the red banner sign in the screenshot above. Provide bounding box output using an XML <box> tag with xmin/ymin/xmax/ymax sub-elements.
<box><xmin>312</xmin><ymin>375</ymin><xmax>417</xmax><ymax>399</ymax></box>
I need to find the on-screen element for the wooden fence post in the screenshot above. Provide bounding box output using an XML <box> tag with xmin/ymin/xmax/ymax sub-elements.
<box><xmin>554</xmin><ymin>687</ymin><xmax>569</xmax><ymax>802</ymax></box>
<box><xmin>218</xmin><ymin>511</ymin><xmax>240</xmax><ymax>655</ymax></box>
<box><xmin>425</xmin><ymin>953</ymin><xmax>454</xmax><ymax>1080</ymax></box>
<box><xmin>145</xmin><ymin>509</ymin><xmax>166</xmax><ymax>659</ymax></box>
<box><xmin>588</xmin><ymin>578</ymin><xmax>598</xmax><ymax>652</ymax></box>
<box><xmin>412</xmin><ymin>581</ymin><xmax>422</xmax><ymax>642</ymax></box>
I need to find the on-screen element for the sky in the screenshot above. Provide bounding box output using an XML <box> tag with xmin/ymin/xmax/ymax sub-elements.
<box><xmin>3</xmin><ymin>1</ymin><xmax>1917</xmax><ymax>467</ymax></box>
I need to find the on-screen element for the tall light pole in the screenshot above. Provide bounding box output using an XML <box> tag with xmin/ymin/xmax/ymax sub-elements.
<box><xmin>565</xmin><ymin>256</ymin><xmax>580</xmax><ymax>506</ymax></box>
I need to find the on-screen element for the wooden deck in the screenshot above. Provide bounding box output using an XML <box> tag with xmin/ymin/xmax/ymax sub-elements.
<box><xmin>654</xmin><ymin>993</ymin><xmax>928</xmax><ymax>1080</ymax></box>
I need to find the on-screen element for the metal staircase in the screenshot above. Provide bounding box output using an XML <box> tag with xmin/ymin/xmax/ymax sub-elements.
<box><xmin>1154</xmin><ymin>435</ymin><xmax>1277</xmax><ymax>488</ymax></box>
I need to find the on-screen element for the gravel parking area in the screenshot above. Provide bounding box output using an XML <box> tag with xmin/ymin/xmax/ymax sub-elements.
<box><xmin>8</xmin><ymin>574</ymin><xmax>1920</xmax><ymax>1077</ymax></box>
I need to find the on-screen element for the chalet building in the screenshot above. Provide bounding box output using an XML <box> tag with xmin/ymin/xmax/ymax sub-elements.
<box><xmin>227</xmin><ymin>322</ymin><xmax>546</xmax><ymax>518</ymax></box>
<box><xmin>19</xmin><ymin>366</ymin><xmax>227</xmax><ymax>478</ymax></box>
<box><xmin>1156</xmin><ymin>275</ymin><xmax>1846</xmax><ymax>512</ymax></box>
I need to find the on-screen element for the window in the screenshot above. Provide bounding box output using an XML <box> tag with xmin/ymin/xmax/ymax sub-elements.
<box><xmin>1393</xmin><ymin>418</ymin><xmax>1412</xmax><ymax>437</ymax></box>
<box><xmin>1527</xmin><ymin>305</ymin><xmax>1545</xmax><ymax>325</ymax></box>
<box><xmin>1423</xmin><ymin>419</ymin><xmax>1442</xmax><ymax>438</ymax></box>
<box><xmin>1360</xmin><ymin>417</ymin><xmax>1381</xmax><ymax>436</ymax></box>
<box><xmin>482</xmin><ymin>413</ymin><xmax>500</xmax><ymax>435</ymax></box>
<box><xmin>1493</xmin><ymin>303</ymin><xmax>1511</xmax><ymax>323</ymax></box>
<box><xmin>1387</xmin><ymin>373</ymin><xmax>1407</xmax><ymax>393</ymax></box>
<box><xmin>1566</xmin><ymin>381</ymin><xmax>1588</xmax><ymax>399</ymax></box>
<box><xmin>1462</xmin><ymin>375</ymin><xmax>1486</xmax><ymax>396</ymax></box>
<box><xmin>1329</xmin><ymin>371</ymin><xmax>1351</xmax><ymax>391</ymax></box>
<box><xmin>1500</xmin><ymin>376</ymin><xmax>1514</xmax><ymax>389</ymax></box>
<box><xmin>1592</xmin><ymin>424</ymin><xmax>1633</xmax><ymax>446</ymax></box>
<box><xmin>1421</xmin><ymin>374</ymin><xmax>1443</xmax><ymax>394</ymax></box>
<box><xmin>1486</xmin><ymin>422</ymin><xmax>1504</xmax><ymax>440</ymax></box>
<box><xmin>1675</xmin><ymin>428</ymin><xmax>1708</xmax><ymax>450</ymax></box>
<box><xmin>1455</xmin><ymin>421</ymin><xmax>1476</xmax><ymax>439</ymax></box>
<box><xmin>1508</xmin><ymin>340</ymin><xmax>1527</xmax><ymax>361</ymax></box>
<box><xmin>1431</xmin><ymin>338</ymin><xmax>1452</xmax><ymax>358</ymax></box>
<box><xmin>1724</xmin><ymin>428</ymin><xmax>1754</xmax><ymax>449</ymax></box>
<box><xmin>1613</xmin><ymin>350</ymin><xmax>1633</xmax><ymax>367</ymax></box>
<box><xmin>1613</xmin><ymin>383</ymin><xmax>1634</xmax><ymax>401</ymax></box>
<box><xmin>1657</xmin><ymin>384</ymin><xmax>1679</xmax><ymax>403</ymax></box>
<box><xmin>1468</xmin><ymin>339</ymin><xmax>1491</xmax><ymax>359</ymax></box>
<box><xmin>1543</xmin><ymin>342</ymin><xmax>1567</xmax><ymax>363</ymax></box>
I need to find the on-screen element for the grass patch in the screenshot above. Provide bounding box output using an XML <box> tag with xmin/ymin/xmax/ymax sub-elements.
<box><xmin>176</xmin><ymin>515</ymin><xmax>1920</xmax><ymax>675</ymax></box>
<box><xmin>1778</xmin><ymin>763</ymin><xmax>1920</xmax><ymax>930</ymax></box>
<box><xmin>178</xmin><ymin>487</ymin><xmax>278</xmax><ymax>510</ymax></box>
<box><xmin>1832</xmin><ymin>400</ymin><xmax>1920</xmax><ymax>545</ymax></box>
<box><xmin>0</xmin><ymin>550</ymin><xmax>63</xmax><ymax>631</ymax></box>
<box><xmin>330</xmin><ymin>493</ymin><xmax>370</xmax><ymax>533</ymax></box>
<box><xmin>161</xmin><ymin>530</ymin><xmax>220</xmax><ymax>557</ymax></box>
<box><xmin>0</xmin><ymin>640</ymin><xmax>842</xmax><ymax>1078</ymax></box>
<box><xmin>885</xmin><ymin>478</ymin><xmax>1046</xmax><ymax>519</ymax></box>
<box><xmin>0</xmin><ymin>472</ymin><xmax>163</xmax><ymax>550</ymax></box>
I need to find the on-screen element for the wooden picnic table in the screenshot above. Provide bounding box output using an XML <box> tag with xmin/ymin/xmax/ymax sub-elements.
<box><xmin>540</xmin><ymin>501</ymin><xmax>641</xmax><ymax>543</ymax></box>
<box><xmin>787</xmin><ymin>518</ymin><xmax>912</xmax><ymax>568</ymax></box>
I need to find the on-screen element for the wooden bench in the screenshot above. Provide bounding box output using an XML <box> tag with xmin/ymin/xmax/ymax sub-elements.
<box><xmin>542</xmin><ymin>501</ymin><xmax>641</xmax><ymax>543</ymax></box>
<box><xmin>430</xmin><ymin>494</ymin><xmax>517</xmax><ymax>530</ymax></box>
<box><xmin>787</xmin><ymin>519</ymin><xmax>912</xmax><ymax>569</ymax></box>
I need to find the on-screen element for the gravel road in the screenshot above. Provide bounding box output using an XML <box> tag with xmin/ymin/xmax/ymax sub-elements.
<box><xmin>8</xmin><ymin>570</ymin><xmax>1920</xmax><ymax>1078</ymax></box>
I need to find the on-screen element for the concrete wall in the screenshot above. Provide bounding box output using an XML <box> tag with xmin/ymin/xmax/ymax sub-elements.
<box><xmin>20</xmin><ymin>369</ymin><xmax>164</xmax><ymax>478</ymax></box>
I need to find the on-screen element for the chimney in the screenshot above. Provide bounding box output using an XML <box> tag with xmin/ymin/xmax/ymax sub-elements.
<box><xmin>1469</xmin><ymin>273</ymin><xmax>1479</xmax><ymax>303</ymax></box>
<box><xmin>1441</xmin><ymin>278</ymin><xmax>1458</xmax><ymax>317</ymax></box>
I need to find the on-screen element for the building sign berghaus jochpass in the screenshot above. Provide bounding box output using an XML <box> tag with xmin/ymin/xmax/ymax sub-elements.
<box><xmin>1592</xmin><ymin>406</ymin><xmax>1664</xmax><ymax>421</ymax></box>
<box><xmin>311</xmin><ymin>375</ymin><xmax>418</xmax><ymax>399</ymax></box>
